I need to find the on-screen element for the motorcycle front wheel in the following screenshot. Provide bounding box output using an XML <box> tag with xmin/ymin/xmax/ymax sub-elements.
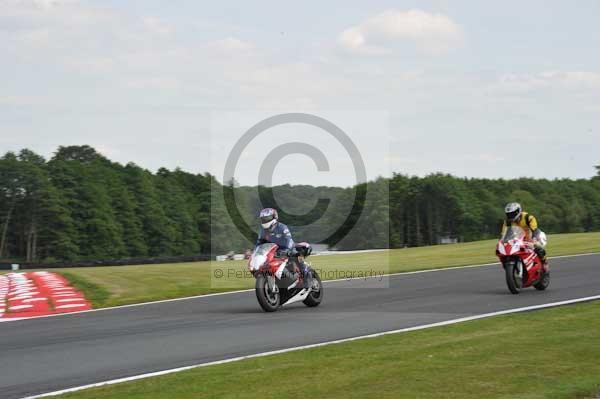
<box><xmin>255</xmin><ymin>274</ymin><xmax>280</xmax><ymax>312</ymax></box>
<box><xmin>534</xmin><ymin>271</ymin><xmax>550</xmax><ymax>291</ymax></box>
<box><xmin>505</xmin><ymin>260</ymin><xmax>523</xmax><ymax>295</ymax></box>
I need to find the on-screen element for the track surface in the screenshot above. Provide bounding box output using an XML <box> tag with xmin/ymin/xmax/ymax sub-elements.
<box><xmin>1</xmin><ymin>254</ymin><xmax>599</xmax><ymax>399</ymax></box>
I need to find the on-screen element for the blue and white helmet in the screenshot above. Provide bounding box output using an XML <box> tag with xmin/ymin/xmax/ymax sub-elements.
<box><xmin>259</xmin><ymin>208</ymin><xmax>278</xmax><ymax>229</ymax></box>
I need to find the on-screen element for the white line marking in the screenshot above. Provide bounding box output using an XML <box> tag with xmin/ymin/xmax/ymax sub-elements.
<box><xmin>22</xmin><ymin>298</ymin><xmax>48</xmax><ymax>303</ymax></box>
<box><xmin>9</xmin><ymin>304</ymin><xmax>33</xmax><ymax>310</ymax></box>
<box><xmin>54</xmin><ymin>304</ymin><xmax>89</xmax><ymax>309</ymax></box>
<box><xmin>1</xmin><ymin>252</ymin><xmax>598</xmax><ymax>324</ymax></box>
<box><xmin>55</xmin><ymin>298</ymin><xmax>87</xmax><ymax>303</ymax></box>
<box><xmin>22</xmin><ymin>294</ymin><xmax>600</xmax><ymax>399</ymax></box>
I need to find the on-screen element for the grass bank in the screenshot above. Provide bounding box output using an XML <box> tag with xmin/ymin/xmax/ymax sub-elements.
<box><xmin>57</xmin><ymin>299</ymin><xmax>600</xmax><ymax>399</ymax></box>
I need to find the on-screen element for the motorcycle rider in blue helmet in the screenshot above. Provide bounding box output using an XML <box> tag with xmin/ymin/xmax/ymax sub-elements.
<box><xmin>256</xmin><ymin>208</ymin><xmax>312</xmax><ymax>289</ymax></box>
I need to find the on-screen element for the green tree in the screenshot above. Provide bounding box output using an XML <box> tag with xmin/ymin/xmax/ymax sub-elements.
<box><xmin>0</xmin><ymin>152</ymin><xmax>22</xmax><ymax>258</ymax></box>
<box><xmin>124</xmin><ymin>164</ymin><xmax>176</xmax><ymax>256</ymax></box>
<box><xmin>49</xmin><ymin>147</ymin><xmax>125</xmax><ymax>259</ymax></box>
<box><xmin>2</xmin><ymin>147</ymin><xmax>600</xmax><ymax>261</ymax></box>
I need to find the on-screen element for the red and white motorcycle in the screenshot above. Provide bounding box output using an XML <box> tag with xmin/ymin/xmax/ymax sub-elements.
<box><xmin>248</xmin><ymin>242</ymin><xmax>323</xmax><ymax>312</ymax></box>
<box><xmin>496</xmin><ymin>226</ymin><xmax>550</xmax><ymax>294</ymax></box>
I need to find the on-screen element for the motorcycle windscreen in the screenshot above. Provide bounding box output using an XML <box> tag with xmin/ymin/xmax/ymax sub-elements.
<box><xmin>501</xmin><ymin>226</ymin><xmax>526</xmax><ymax>243</ymax></box>
<box><xmin>249</xmin><ymin>243</ymin><xmax>277</xmax><ymax>271</ymax></box>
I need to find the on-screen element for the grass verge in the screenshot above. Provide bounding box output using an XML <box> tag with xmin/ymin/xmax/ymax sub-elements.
<box><xmin>59</xmin><ymin>271</ymin><xmax>111</xmax><ymax>308</ymax></box>
<box><xmin>57</xmin><ymin>299</ymin><xmax>600</xmax><ymax>399</ymax></box>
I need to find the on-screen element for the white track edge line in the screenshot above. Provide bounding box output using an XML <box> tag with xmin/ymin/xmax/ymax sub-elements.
<box><xmin>1</xmin><ymin>251</ymin><xmax>598</xmax><ymax>324</ymax></box>
<box><xmin>21</xmin><ymin>293</ymin><xmax>600</xmax><ymax>399</ymax></box>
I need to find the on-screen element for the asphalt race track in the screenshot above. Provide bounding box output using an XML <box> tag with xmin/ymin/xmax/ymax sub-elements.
<box><xmin>1</xmin><ymin>254</ymin><xmax>599</xmax><ymax>399</ymax></box>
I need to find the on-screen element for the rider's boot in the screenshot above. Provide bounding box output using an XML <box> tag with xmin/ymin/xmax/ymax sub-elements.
<box><xmin>539</xmin><ymin>258</ymin><xmax>549</xmax><ymax>277</ymax></box>
<box><xmin>540</xmin><ymin>253</ymin><xmax>549</xmax><ymax>274</ymax></box>
<box><xmin>302</xmin><ymin>264</ymin><xmax>313</xmax><ymax>290</ymax></box>
<box><xmin>535</xmin><ymin>247</ymin><xmax>549</xmax><ymax>274</ymax></box>
<box><xmin>282</xmin><ymin>268</ymin><xmax>298</xmax><ymax>283</ymax></box>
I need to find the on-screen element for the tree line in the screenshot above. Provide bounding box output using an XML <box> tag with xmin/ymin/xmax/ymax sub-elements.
<box><xmin>1</xmin><ymin>146</ymin><xmax>599</xmax><ymax>262</ymax></box>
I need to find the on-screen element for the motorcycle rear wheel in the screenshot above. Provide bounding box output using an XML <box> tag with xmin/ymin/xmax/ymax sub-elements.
<box><xmin>303</xmin><ymin>271</ymin><xmax>323</xmax><ymax>307</ymax></box>
<box><xmin>505</xmin><ymin>261</ymin><xmax>522</xmax><ymax>295</ymax></box>
<box><xmin>255</xmin><ymin>274</ymin><xmax>280</xmax><ymax>312</ymax></box>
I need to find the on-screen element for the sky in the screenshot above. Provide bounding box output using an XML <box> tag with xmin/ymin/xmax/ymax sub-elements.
<box><xmin>1</xmin><ymin>0</ymin><xmax>599</xmax><ymax>186</ymax></box>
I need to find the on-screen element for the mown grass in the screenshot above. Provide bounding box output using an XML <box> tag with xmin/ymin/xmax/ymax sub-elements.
<box><xmin>44</xmin><ymin>232</ymin><xmax>600</xmax><ymax>308</ymax></box>
<box><xmin>59</xmin><ymin>271</ymin><xmax>111</xmax><ymax>308</ymax></box>
<box><xmin>57</xmin><ymin>299</ymin><xmax>600</xmax><ymax>399</ymax></box>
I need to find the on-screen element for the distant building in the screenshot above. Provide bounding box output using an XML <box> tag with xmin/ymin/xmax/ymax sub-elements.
<box><xmin>438</xmin><ymin>235</ymin><xmax>459</xmax><ymax>245</ymax></box>
<box><xmin>310</xmin><ymin>244</ymin><xmax>329</xmax><ymax>253</ymax></box>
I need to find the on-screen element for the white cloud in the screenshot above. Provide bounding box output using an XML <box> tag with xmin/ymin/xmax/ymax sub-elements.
<box><xmin>0</xmin><ymin>1</ymin><xmax>348</xmax><ymax>107</ymax></box>
<box><xmin>494</xmin><ymin>71</ymin><xmax>600</xmax><ymax>93</ymax></box>
<box><xmin>1</xmin><ymin>1</ymin><xmax>175</xmax><ymax>53</ymax></box>
<box><xmin>15</xmin><ymin>28</ymin><xmax>51</xmax><ymax>47</ymax></box>
<box><xmin>339</xmin><ymin>9</ymin><xmax>464</xmax><ymax>55</ymax></box>
<box><xmin>207</xmin><ymin>37</ymin><xmax>255</xmax><ymax>53</ymax></box>
<box><xmin>2</xmin><ymin>0</ymin><xmax>77</xmax><ymax>11</ymax></box>
<box><xmin>28</xmin><ymin>0</ymin><xmax>77</xmax><ymax>8</ymax></box>
<box><xmin>94</xmin><ymin>144</ymin><xmax>121</xmax><ymax>158</ymax></box>
<box><xmin>62</xmin><ymin>56</ymin><xmax>116</xmax><ymax>73</ymax></box>
<box><xmin>583</xmin><ymin>104</ymin><xmax>600</xmax><ymax>113</ymax></box>
<box><xmin>125</xmin><ymin>76</ymin><xmax>181</xmax><ymax>90</ymax></box>
<box><xmin>0</xmin><ymin>95</ymin><xmax>50</xmax><ymax>106</ymax></box>
<box><xmin>1</xmin><ymin>0</ymin><xmax>98</xmax><ymax>25</ymax></box>
<box><xmin>0</xmin><ymin>1</ymin><xmax>333</xmax><ymax>109</ymax></box>
<box><xmin>141</xmin><ymin>16</ymin><xmax>172</xmax><ymax>36</ymax></box>
<box><xmin>541</xmin><ymin>71</ymin><xmax>600</xmax><ymax>89</ymax></box>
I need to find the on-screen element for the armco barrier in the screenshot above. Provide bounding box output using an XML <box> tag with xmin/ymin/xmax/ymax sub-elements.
<box><xmin>0</xmin><ymin>254</ymin><xmax>213</xmax><ymax>270</ymax></box>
